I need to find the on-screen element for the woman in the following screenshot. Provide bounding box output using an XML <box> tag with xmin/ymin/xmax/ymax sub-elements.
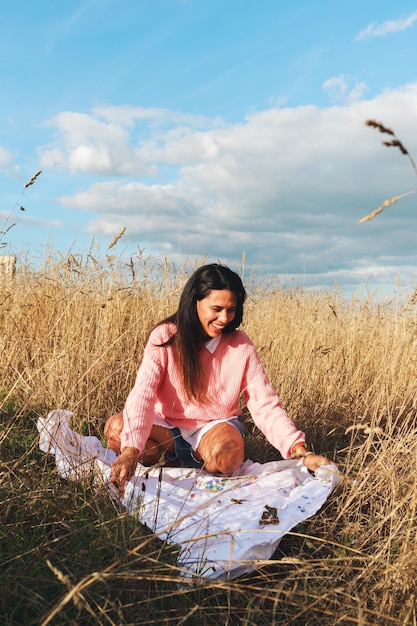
<box><xmin>106</xmin><ymin>263</ymin><xmax>333</xmax><ymax>491</ymax></box>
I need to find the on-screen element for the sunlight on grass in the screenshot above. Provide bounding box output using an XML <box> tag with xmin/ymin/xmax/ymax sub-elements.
<box><xmin>1</xmin><ymin>247</ymin><xmax>417</xmax><ymax>624</ymax></box>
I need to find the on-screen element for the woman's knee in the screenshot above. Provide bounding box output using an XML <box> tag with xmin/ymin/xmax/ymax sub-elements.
<box><xmin>216</xmin><ymin>437</ymin><xmax>244</xmax><ymax>474</ymax></box>
<box><xmin>198</xmin><ymin>423</ymin><xmax>244</xmax><ymax>475</ymax></box>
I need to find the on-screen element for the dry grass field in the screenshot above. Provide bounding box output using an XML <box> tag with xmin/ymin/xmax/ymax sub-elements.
<box><xmin>1</xmin><ymin>248</ymin><xmax>417</xmax><ymax>625</ymax></box>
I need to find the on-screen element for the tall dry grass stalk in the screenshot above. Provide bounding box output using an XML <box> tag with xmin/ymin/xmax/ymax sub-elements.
<box><xmin>360</xmin><ymin>120</ymin><xmax>417</xmax><ymax>223</ymax></box>
<box><xmin>0</xmin><ymin>169</ymin><xmax>43</xmax><ymax>249</ymax></box>
<box><xmin>1</xmin><ymin>251</ymin><xmax>417</xmax><ymax>624</ymax></box>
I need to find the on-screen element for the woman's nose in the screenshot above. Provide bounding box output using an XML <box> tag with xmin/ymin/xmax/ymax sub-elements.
<box><xmin>218</xmin><ymin>310</ymin><xmax>228</xmax><ymax>323</ymax></box>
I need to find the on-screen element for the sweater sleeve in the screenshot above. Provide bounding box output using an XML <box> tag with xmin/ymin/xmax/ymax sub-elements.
<box><xmin>242</xmin><ymin>338</ymin><xmax>305</xmax><ymax>459</ymax></box>
<box><xmin>119</xmin><ymin>326</ymin><xmax>168</xmax><ymax>453</ymax></box>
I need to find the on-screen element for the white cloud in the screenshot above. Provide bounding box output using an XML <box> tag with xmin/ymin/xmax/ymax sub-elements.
<box><xmin>323</xmin><ymin>76</ymin><xmax>368</xmax><ymax>104</ymax></box>
<box><xmin>355</xmin><ymin>10</ymin><xmax>417</xmax><ymax>41</ymax></box>
<box><xmin>0</xmin><ymin>146</ymin><xmax>12</xmax><ymax>169</ymax></box>
<box><xmin>45</xmin><ymin>84</ymin><xmax>417</xmax><ymax>290</ymax></box>
<box><xmin>39</xmin><ymin>111</ymin><xmax>156</xmax><ymax>176</ymax></box>
<box><xmin>0</xmin><ymin>146</ymin><xmax>20</xmax><ymax>177</ymax></box>
<box><xmin>93</xmin><ymin>105</ymin><xmax>218</xmax><ymax>130</ymax></box>
<box><xmin>38</xmin><ymin>108</ymin><xmax>223</xmax><ymax>176</ymax></box>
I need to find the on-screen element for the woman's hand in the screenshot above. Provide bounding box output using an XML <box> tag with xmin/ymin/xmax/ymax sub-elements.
<box><xmin>302</xmin><ymin>452</ymin><xmax>337</xmax><ymax>472</ymax></box>
<box><xmin>110</xmin><ymin>447</ymin><xmax>140</xmax><ymax>493</ymax></box>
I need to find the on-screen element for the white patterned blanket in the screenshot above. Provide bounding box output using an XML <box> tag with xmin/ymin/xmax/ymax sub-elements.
<box><xmin>37</xmin><ymin>410</ymin><xmax>340</xmax><ymax>580</ymax></box>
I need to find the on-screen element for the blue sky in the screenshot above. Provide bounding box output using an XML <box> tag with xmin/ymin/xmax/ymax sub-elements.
<box><xmin>1</xmin><ymin>0</ymin><xmax>417</xmax><ymax>296</ymax></box>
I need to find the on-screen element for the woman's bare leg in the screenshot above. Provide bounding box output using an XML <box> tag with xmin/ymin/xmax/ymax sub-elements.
<box><xmin>141</xmin><ymin>425</ymin><xmax>176</xmax><ymax>465</ymax></box>
<box><xmin>104</xmin><ymin>413</ymin><xmax>176</xmax><ymax>465</ymax></box>
<box><xmin>196</xmin><ymin>422</ymin><xmax>244</xmax><ymax>475</ymax></box>
<box><xmin>104</xmin><ymin>413</ymin><xmax>124</xmax><ymax>454</ymax></box>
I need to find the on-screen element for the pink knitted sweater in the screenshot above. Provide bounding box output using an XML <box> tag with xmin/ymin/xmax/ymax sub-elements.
<box><xmin>120</xmin><ymin>323</ymin><xmax>305</xmax><ymax>458</ymax></box>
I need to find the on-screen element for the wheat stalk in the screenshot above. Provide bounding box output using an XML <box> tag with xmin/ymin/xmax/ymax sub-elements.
<box><xmin>359</xmin><ymin>120</ymin><xmax>417</xmax><ymax>223</ymax></box>
<box><xmin>359</xmin><ymin>190</ymin><xmax>416</xmax><ymax>223</ymax></box>
<box><xmin>364</xmin><ymin>120</ymin><xmax>417</xmax><ymax>176</ymax></box>
<box><xmin>0</xmin><ymin>169</ymin><xmax>43</xmax><ymax>247</ymax></box>
<box><xmin>107</xmin><ymin>227</ymin><xmax>126</xmax><ymax>251</ymax></box>
<box><xmin>24</xmin><ymin>169</ymin><xmax>43</xmax><ymax>188</ymax></box>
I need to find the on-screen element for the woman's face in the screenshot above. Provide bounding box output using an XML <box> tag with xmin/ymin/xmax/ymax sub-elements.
<box><xmin>196</xmin><ymin>289</ymin><xmax>237</xmax><ymax>338</ymax></box>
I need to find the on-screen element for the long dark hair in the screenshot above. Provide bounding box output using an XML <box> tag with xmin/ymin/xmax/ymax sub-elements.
<box><xmin>156</xmin><ymin>264</ymin><xmax>246</xmax><ymax>402</ymax></box>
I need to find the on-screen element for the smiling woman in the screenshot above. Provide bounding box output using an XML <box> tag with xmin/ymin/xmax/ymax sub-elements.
<box><xmin>196</xmin><ymin>289</ymin><xmax>238</xmax><ymax>337</ymax></box>
<box><xmin>105</xmin><ymin>263</ymin><xmax>335</xmax><ymax>491</ymax></box>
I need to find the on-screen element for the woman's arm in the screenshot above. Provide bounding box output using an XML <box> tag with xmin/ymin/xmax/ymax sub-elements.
<box><xmin>111</xmin><ymin>328</ymin><xmax>169</xmax><ymax>491</ymax></box>
<box><xmin>242</xmin><ymin>338</ymin><xmax>335</xmax><ymax>466</ymax></box>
